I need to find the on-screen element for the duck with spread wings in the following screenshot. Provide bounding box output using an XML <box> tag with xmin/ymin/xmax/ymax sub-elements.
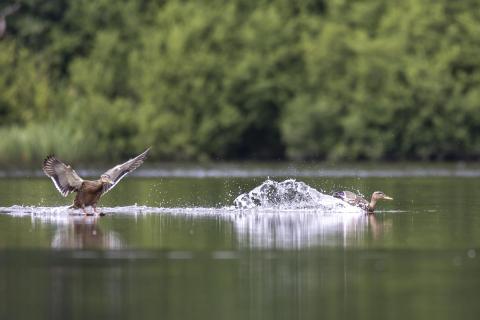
<box><xmin>42</xmin><ymin>148</ymin><xmax>150</xmax><ymax>215</ymax></box>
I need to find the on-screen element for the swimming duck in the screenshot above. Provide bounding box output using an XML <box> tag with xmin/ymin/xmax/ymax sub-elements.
<box><xmin>43</xmin><ymin>148</ymin><xmax>150</xmax><ymax>215</ymax></box>
<box><xmin>332</xmin><ymin>190</ymin><xmax>393</xmax><ymax>213</ymax></box>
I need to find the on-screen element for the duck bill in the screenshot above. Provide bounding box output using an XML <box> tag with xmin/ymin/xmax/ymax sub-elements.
<box><xmin>383</xmin><ymin>195</ymin><xmax>393</xmax><ymax>200</ymax></box>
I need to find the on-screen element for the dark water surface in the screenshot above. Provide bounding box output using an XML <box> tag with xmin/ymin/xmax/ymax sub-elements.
<box><xmin>1</xmin><ymin>169</ymin><xmax>480</xmax><ymax>319</ymax></box>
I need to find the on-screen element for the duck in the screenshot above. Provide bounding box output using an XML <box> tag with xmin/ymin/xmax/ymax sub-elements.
<box><xmin>42</xmin><ymin>147</ymin><xmax>150</xmax><ymax>215</ymax></box>
<box><xmin>332</xmin><ymin>190</ymin><xmax>393</xmax><ymax>213</ymax></box>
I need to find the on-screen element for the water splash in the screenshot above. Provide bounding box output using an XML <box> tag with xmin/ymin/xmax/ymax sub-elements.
<box><xmin>0</xmin><ymin>177</ymin><xmax>362</xmax><ymax>218</ymax></box>
<box><xmin>0</xmin><ymin>182</ymin><xmax>367</xmax><ymax>249</ymax></box>
<box><xmin>0</xmin><ymin>205</ymin><xmax>223</xmax><ymax>220</ymax></box>
<box><xmin>233</xmin><ymin>179</ymin><xmax>359</xmax><ymax>212</ymax></box>
<box><xmin>0</xmin><ymin>180</ymin><xmax>361</xmax><ymax>220</ymax></box>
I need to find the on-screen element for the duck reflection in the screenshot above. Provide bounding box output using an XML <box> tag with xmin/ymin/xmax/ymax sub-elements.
<box><xmin>367</xmin><ymin>214</ymin><xmax>393</xmax><ymax>241</ymax></box>
<box><xmin>51</xmin><ymin>216</ymin><xmax>123</xmax><ymax>249</ymax></box>
<box><xmin>232</xmin><ymin>210</ymin><xmax>387</xmax><ymax>249</ymax></box>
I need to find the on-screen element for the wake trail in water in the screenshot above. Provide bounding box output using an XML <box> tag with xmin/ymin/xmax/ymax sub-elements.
<box><xmin>0</xmin><ymin>179</ymin><xmax>362</xmax><ymax>218</ymax></box>
<box><xmin>0</xmin><ymin>203</ymin><xmax>361</xmax><ymax>217</ymax></box>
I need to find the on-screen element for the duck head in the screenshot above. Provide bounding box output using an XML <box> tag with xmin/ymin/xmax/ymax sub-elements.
<box><xmin>371</xmin><ymin>191</ymin><xmax>393</xmax><ymax>201</ymax></box>
<box><xmin>368</xmin><ymin>191</ymin><xmax>393</xmax><ymax>212</ymax></box>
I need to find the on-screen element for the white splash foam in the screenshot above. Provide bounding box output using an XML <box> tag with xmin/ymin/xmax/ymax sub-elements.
<box><xmin>233</xmin><ymin>179</ymin><xmax>360</xmax><ymax>212</ymax></box>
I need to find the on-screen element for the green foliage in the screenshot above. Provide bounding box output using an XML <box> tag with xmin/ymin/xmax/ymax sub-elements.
<box><xmin>283</xmin><ymin>0</ymin><xmax>480</xmax><ymax>160</ymax></box>
<box><xmin>0</xmin><ymin>42</ymin><xmax>54</xmax><ymax>125</ymax></box>
<box><xmin>1</xmin><ymin>0</ymin><xmax>480</xmax><ymax>165</ymax></box>
<box><xmin>0</xmin><ymin>121</ymin><xmax>96</xmax><ymax>166</ymax></box>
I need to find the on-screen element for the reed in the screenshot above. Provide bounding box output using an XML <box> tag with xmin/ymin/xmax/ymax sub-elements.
<box><xmin>0</xmin><ymin>122</ymin><xmax>97</xmax><ymax>167</ymax></box>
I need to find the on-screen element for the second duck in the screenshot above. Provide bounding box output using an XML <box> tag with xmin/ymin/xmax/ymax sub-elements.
<box><xmin>333</xmin><ymin>190</ymin><xmax>393</xmax><ymax>213</ymax></box>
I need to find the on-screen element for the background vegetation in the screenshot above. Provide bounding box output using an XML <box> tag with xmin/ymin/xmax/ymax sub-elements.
<box><xmin>1</xmin><ymin>0</ymin><xmax>480</xmax><ymax>165</ymax></box>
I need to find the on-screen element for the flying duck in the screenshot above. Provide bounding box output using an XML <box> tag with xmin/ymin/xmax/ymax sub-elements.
<box><xmin>43</xmin><ymin>148</ymin><xmax>150</xmax><ymax>215</ymax></box>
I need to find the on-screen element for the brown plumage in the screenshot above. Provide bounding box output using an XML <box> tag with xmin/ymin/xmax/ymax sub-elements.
<box><xmin>43</xmin><ymin>148</ymin><xmax>151</xmax><ymax>215</ymax></box>
<box><xmin>332</xmin><ymin>190</ymin><xmax>393</xmax><ymax>213</ymax></box>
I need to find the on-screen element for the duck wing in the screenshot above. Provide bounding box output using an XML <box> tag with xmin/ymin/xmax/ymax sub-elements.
<box><xmin>101</xmin><ymin>148</ymin><xmax>150</xmax><ymax>194</ymax></box>
<box><xmin>43</xmin><ymin>156</ymin><xmax>84</xmax><ymax>197</ymax></box>
<box><xmin>333</xmin><ymin>191</ymin><xmax>368</xmax><ymax>207</ymax></box>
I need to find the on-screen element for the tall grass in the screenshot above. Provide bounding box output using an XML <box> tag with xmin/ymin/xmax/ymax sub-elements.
<box><xmin>0</xmin><ymin>122</ymin><xmax>98</xmax><ymax>167</ymax></box>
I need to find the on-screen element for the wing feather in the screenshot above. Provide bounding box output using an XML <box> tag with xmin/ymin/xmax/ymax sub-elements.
<box><xmin>42</xmin><ymin>156</ymin><xmax>83</xmax><ymax>197</ymax></box>
<box><xmin>101</xmin><ymin>147</ymin><xmax>150</xmax><ymax>194</ymax></box>
<box><xmin>333</xmin><ymin>191</ymin><xmax>368</xmax><ymax>207</ymax></box>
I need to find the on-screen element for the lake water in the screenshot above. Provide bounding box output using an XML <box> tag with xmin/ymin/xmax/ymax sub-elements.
<box><xmin>1</xmin><ymin>164</ymin><xmax>480</xmax><ymax>320</ymax></box>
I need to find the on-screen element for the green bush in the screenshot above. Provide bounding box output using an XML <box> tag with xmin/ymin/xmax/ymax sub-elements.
<box><xmin>1</xmin><ymin>0</ymin><xmax>480</xmax><ymax>164</ymax></box>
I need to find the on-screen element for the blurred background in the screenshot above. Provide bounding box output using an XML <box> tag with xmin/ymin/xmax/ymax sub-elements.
<box><xmin>3</xmin><ymin>3</ymin><xmax>480</xmax><ymax>319</ymax></box>
<box><xmin>1</xmin><ymin>0</ymin><xmax>480</xmax><ymax>165</ymax></box>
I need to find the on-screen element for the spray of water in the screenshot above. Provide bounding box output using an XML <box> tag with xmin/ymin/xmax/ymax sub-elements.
<box><xmin>233</xmin><ymin>179</ymin><xmax>359</xmax><ymax>212</ymax></box>
<box><xmin>0</xmin><ymin>179</ymin><xmax>362</xmax><ymax>217</ymax></box>
<box><xmin>0</xmin><ymin>180</ymin><xmax>370</xmax><ymax>249</ymax></box>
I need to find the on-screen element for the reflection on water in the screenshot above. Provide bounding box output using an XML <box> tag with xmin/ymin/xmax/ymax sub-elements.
<box><xmin>50</xmin><ymin>216</ymin><xmax>123</xmax><ymax>249</ymax></box>
<box><xmin>2</xmin><ymin>175</ymin><xmax>480</xmax><ymax>320</ymax></box>
<box><xmin>0</xmin><ymin>205</ymin><xmax>379</xmax><ymax>249</ymax></box>
<box><xmin>232</xmin><ymin>210</ymin><xmax>374</xmax><ymax>248</ymax></box>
